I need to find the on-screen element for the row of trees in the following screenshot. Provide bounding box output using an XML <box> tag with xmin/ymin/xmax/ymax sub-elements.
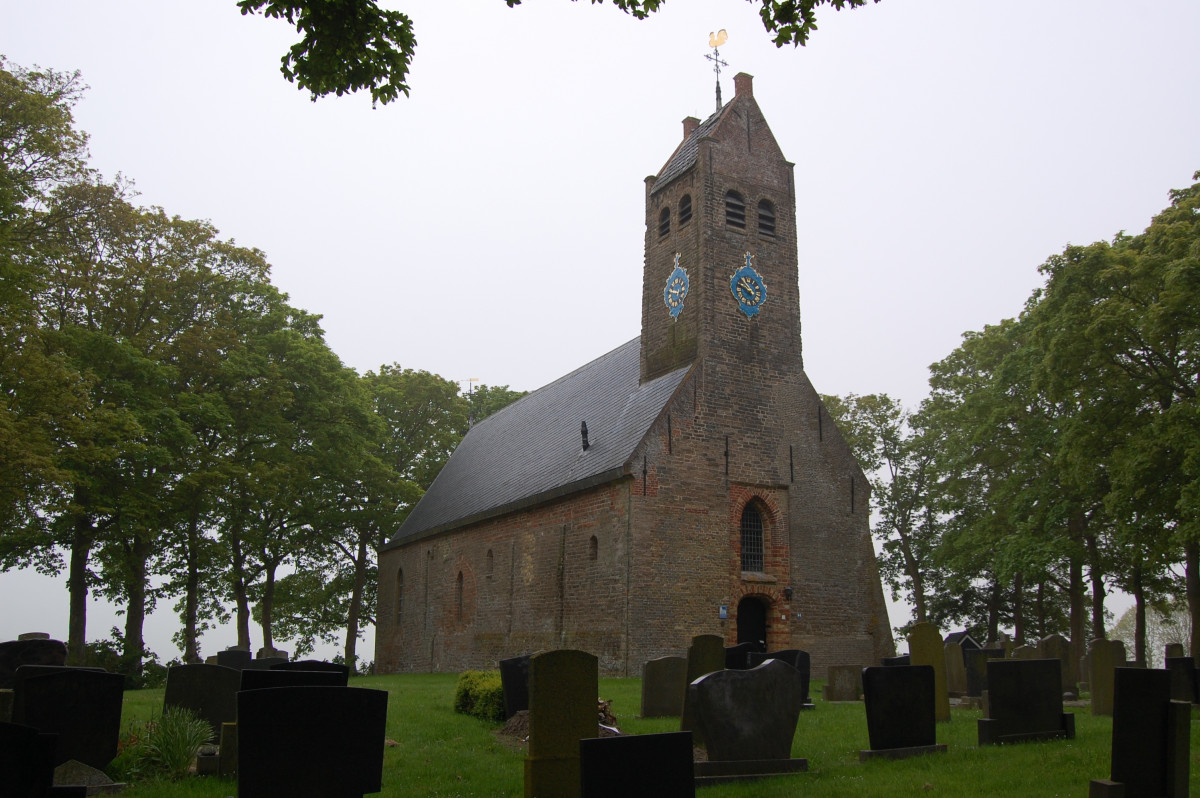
<box><xmin>826</xmin><ymin>170</ymin><xmax>1200</xmax><ymax>663</ymax></box>
<box><xmin>0</xmin><ymin>58</ymin><xmax>521</xmax><ymax>678</ymax></box>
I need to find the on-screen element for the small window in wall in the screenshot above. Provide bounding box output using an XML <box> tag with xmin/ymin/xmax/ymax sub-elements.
<box><xmin>456</xmin><ymin>571</ymin><xmax>464</xmax><ymax>620</ymax></box>
<box><xmin>679</xmin><ymin>194</ymin><xmax>693</xmax><ymax>225</ymax></box>
<box><xmin>758</xmin><ymin>200</ymin><xmax>776</xmax><ymax>238</ymax></box>
<box><xmin>740</xmin><ymin>503</ymin><xmax>764</xmax><ymax>572</ymax></box>
<box><xmin>659</xmin><ymin>207</ymin><xmax>671</xmax><ymax>237</ymax></box>
<box><xmin>486</xmin><ymin>549</ymin><xmax>494</xmax><ymax>578</ymax></box>
<box><xmin>725</xmin><ymin>190</ymin><xmax>746</xmax><ymax>229</ymax></box>
<box><xmin>589</xmin><ymin>535</ymin><xmax>598</xmax><ymax>561</ymax></box>
<box><xmin>395</xmin><ymin>568</ymin><xmax>404</xmax><ymax>625</ymax></box>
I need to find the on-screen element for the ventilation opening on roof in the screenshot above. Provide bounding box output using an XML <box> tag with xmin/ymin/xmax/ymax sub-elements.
<box><xmin>659</xmin><ymin>207</ymin><xmax>670</xmax><ymax>237</ymax></box>
<box><xmin>758</xmin><ymin>200</ymin><xmax>776</xmax><ymax>238</ymax></box>
<box><xmin>726</xmin><ymin>190</ymin><xmax>746</xmax><ymax>229</ymax></box>
<box><xmin>679</xmin><ymin>194</ymin><xmax>692</xmax><ymax>225</ymax></box>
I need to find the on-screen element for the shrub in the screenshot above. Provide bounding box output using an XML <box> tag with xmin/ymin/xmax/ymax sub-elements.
<box><xmin>110</xmin><ymin>706</ymin><xmax>214</xmax><ymax>782</ymax></box>
<box><xmin>453</xmin><ymin>670</ymin><xmax>505</xmax><ymax>722</ymax></box>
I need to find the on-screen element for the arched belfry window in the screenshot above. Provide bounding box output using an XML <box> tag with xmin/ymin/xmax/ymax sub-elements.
<box><xmin>679</xmin><ymin>194</ymin><xmax>693</xmax><ymax>225</ymax></box>
<box><xmin>659</xmin><ymin>207</ymin><xmax>671</xmax><ymax>237</ymax></box>
<box><xmin>725</xmin><ymin>190</ymin><xmax>746</xmax><ymax>229</ymax></box>
<box><xmin>758</xmin><ymin>199</ymin><xmax>776</xmax><ymax>238</ymax></box>
<box><xmin>395</xmin><ymin>568</ymin><xmax>404</xmax><ymax>625</ymax></box>
<box><xmin>740</xmin><ymin>503</ymin><xmax>764</xmax><ymax>572</ymax></box>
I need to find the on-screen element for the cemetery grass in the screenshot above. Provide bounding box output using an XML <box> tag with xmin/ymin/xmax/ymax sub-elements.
<box><xmin>114</xmin><ymin>675</ymin><xmax>1200</xmax><ymax>798</ymax></box>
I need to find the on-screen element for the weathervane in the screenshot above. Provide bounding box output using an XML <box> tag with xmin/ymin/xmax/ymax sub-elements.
<box><xmin>706</xmin><ymin>29</ymin><xmax>728</xmax><ymax>113</ymax></box>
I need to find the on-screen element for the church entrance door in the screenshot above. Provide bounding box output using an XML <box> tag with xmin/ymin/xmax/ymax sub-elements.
<box><xmin>736</xmin><ymin>597</ymin><xmax>767</xmax><ymax>648</ymax></box>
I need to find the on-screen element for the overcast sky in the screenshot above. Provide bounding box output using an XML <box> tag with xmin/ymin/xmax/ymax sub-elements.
<box><xmin>3</xmin><ymin>0</ymin><xmax>1197</xmax><ymax>660</ymax></box>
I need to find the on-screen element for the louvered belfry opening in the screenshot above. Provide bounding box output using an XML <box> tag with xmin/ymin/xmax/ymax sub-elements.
<box><xmin>758</xmin><ymin>199</ymin><xmax>776</xmax><ymax>238</ymax></box>
<box><xmin>725</xmin><ymin>190</ymin><xmax>746</xmax><ymax>229</ymax></box>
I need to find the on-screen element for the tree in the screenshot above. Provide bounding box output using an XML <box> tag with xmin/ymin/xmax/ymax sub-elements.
<box><xmin>238</xmin><ymin>0</ymin><xmax>881</xmax><ymax>104</ymax></box>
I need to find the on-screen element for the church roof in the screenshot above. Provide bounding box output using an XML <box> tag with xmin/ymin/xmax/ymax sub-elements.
<box><xmin>651</xmin><ymin>105</ymin><xmax>727</xmax><ymax>195</ymax></box>
<box><xmin>384</xmin><ymin>338</ymin><xmax>690</xmax><ymax>548</ymax></box>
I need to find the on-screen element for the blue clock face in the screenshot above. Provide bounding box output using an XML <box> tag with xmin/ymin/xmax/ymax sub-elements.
<box><xmin>730</xmin><ymin>253</ymin><xmax>767</xmax><ymax>318</ymax></box>
<box><xmin>664</xmin><ymin>253</ymin><xmax>690</xmax><ymax>319</ymax></box>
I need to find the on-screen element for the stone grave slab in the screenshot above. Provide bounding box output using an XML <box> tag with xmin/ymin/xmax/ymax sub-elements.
<box><xmin>908</xmin><ymin>623</ymin><xmax>950</xmax><ymax>722</ymax></box>
<box><xmin>272</xmin><ymin>660</ymin><xmax>352</xmax><ymax>679</ymax></box>
<box><xmin>1012</xmin><ymin>645</ymin><xmax>1038</xmax><ymax>659</ymax></box>
<box><xmin>580</xmin><ymin>731</ymin><xmax>695</xmax><ymax>798</ymax></box>
<box><xmin>944</xmin><ymin>642</ymin><xmax>967</xmax><ymax>696</ymax></box>
<box><xmin>215</xmin><ymin>648</ymin><xmax>251</xmax><ymax>670</ymax></box>
<box><xmin>964</xmin><ymin>648</ymin><xmax>1004</xmax><ymax>698</ymax></box>
<box><xmin>239</xmin><ymin>667</ymin><xmax>347</xmax><ymax>692</ymax></box>
<box><xmin>1165</xmin><ymin>657</ymin><xmax>1196</xmax><ymax>704</ymax></box>
<box><xmin>241</xmin><ymin>657</ymin><xmax>287</xmax><ymax>671</ymax></box>
<box><xmin>881</xmin><ymin>655</ymin><xmax>910</xmax><ymax>666</ymax></box>
<box><xmin>500</xmin><ymin>654</ymin><xmax>532</xmax><ymax>720</ymax></box>
<box><xmin>0</xmin><ymin>639</ymin><xmax>68</xmax><ymax>689</ymax></box>
<box><xmin>237</xmin><ymin>685</ymin><xmax>387</xmax><ymax>798</ymax></box>
<box><xmin>1089</xmin><ymin>667</ymin><xmax>1189</xmax><ymax>798</ymax></box>
<box><xmin>525</xmin><ymin>649</ymin><xmax>597</xmax><ymax>798</ymax></box>
<box><xmin>1164</xmin><ymin>642</ymin><xmax>1185</xmax><ymax>661</ymax></box>
<box><xmin>977</xmin><ymin>659</ymin><xmax>1074</xmax><ymax>745</ymax></box>
<box><xmin>724</xmin><ymin>642</ymin><xmax>759</xmax><ymax>670</ymax></box>
<box><xmin>1089</xmin><ymin>638</ymin><xmax>1126</xmax><ymax>716</ymax></box>
<box><xmin>1037</xmin><ymin>633</ymin><xmax>1075</xmax><ymax>692</ymax></box>
<box><xmin>163</xmin><ymin>664</ymin><xmax>240</xmax><ymax>740</ymax></box>
<box><xmin>823</xmin><ymin>665</ymin><xmax>862</xmax><ymax>702</ymax></box>
<box><xmin>641</xmin><ymin>656</ymin><xmax>686</xmax><ymax>718</ymax></box>
<box><xmin>860</xmin><ymin>665</ymin><xmax>945</xmax><ymax>761</ymax></box>
<box><xmin>0</xmin><ymin>720</ymin><xmax>57</xmax><ymax>797</ymax></box>
<box><xmin>11</xmin><ymin>666</ymin><xmax>124</xmax><ymax>769</ymax></box>
<box><xmin>747</xmin><ymin>650</ymin><xmax>813</xmax><ymax>709</ymax></box>
<box><xmin>681</xmin><ymin>635</ymin><xmax>725</xmax><ymax>735</ymax></box>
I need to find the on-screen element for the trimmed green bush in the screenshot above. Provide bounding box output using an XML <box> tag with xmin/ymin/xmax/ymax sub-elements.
<box><xmin>453</xmin><ymin>670</ymin><xmax>505</xmax><ymax>722</ymax></box>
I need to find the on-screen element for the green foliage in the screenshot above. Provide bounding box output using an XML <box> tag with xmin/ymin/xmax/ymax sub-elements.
<box><xmin>452</xmin><ymin>670</ymin><xmax>505</xmax><ymax>723</ymax></box>
<box><xmin>109</xmin><ymin>706</ymin><xmax>213</xmax><ymax>783</ymax></box>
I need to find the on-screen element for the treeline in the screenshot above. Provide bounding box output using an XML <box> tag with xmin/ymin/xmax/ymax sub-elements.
<box><xmin>0</xmin><ymin>59</ymin><xmax>522</xmax><ymax>678</ymax></box>
<box><xmin>826</xmin><ymin>170</ymin><xmax>1200</xmax><ymax>663</ymax></box>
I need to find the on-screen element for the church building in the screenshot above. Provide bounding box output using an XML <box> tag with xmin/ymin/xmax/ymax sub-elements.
<box><xmin>376</xmin><ymin>73</ymin><xmax>894</xmax><ymax>676</ymax></box>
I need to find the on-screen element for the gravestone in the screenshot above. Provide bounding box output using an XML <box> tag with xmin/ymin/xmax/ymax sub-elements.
<box><xmin>977</xmin><ymin>659</ymin><xmax>1074</xmax><ymax>745</ymax></box>
<box><xmin>11</xmin><ymin>666</ymin><xmax>124</xmax><ymax>769</ymax></box>
<box><xmin>908</xmin><ymin>623</ymin><xmax>950</xmax><ymax>722</ymax></box>
<box><xmin>239</xmin><ymin>667</ymin><xmax>347</xmax><ymax>691</ymax></box>
<box><xmin>724</xmin><ymin>642</ymin><xmax>758</xmax><ymax>670</ymax></box>
<box><xmin>1089</xmin><ymin>667</ymin><xmax>1189</xmax><ymax>798</ymax></box>
<box><xmin>0</xmin><ymin>639</ymin><xmax>68</xmax><ymax>689</ymax></box>
<box><xmin>525</xmin><ymin>649</ymin><xmax>597</xmax><ymax>798</ymax></box>
<box><xmin>241</xmin><ymin>657</ymin><xmax>287</xmax><ymax>671</ymax></box>
<box><xmin>0</xmin><ymin>688</ymin><xmax>11</xmax><ymax>722</ymax></box>
<box><xmin>681</xmin><ymin>635</ymin><xmax>725</xmax><ymax>735</ymax></box>
<box><xmin>641</xmin><ymin>656</ymin><xmax>687</xmax><ymax>718</ymax></box>
<box><xmin>1012</xmin><ymin>645</ymin><xmax>1038</xmax><ymax>659</ymax></box>
<box><xmin>237</xmin><ymin>685</ymin><xmax>387</xmax><ymax>798</ymax></box>
<box><xmin>255</xmin><ymin>646</ymin><xmax>288</xmax><ymax>660</ymax></box>
<box><xmin>1165</xmin><ymin>657</ymin><xmax>1196</xmax><ymax>704</ymax></box>
<box><xmin>500</xmin><ymin>653</ymin><xmax>532</xmax><ymax>720</ymax></box>
<box><xmin>881</xmin><ymin>655</ymin><xmax>910</xmax><ymax>666</ymax></box>
<box><xmin>964</xmin><ymin>648</ymin><xmax>1004</xmax><ymax>698</ymax></box>
<box><xmin>216</xmin><ymin>648</ymin><xmax>251</xmax><ymax>670</ymax></box>
<box><xmin>944</xmin><ymin>642</ymin><xmax>967</xmax><ymax>696</ymax></box>
<box><xmin>272</xmin><ymin>660</ymin><xmax>352</xmax><ymax>678</ymax></box>
<box><xmin>1037</xmin><ymin>633</ymin><xmax>1075</xmax><ymax>692</ymax></box>
<box><xmin>1164</xmin><ymin>642</ymin><xmax>1185</xmax><ymax>661</ymax></box>
<box><xmin>0</xmin><ymin>720</ymin><xmax>56</xmax><ymax>797</ymax></box>
<box><xmin>747</xmin><ymin>650</ymin><xmax>814</xmax><ymax>709</ymax></box>
<box><xmin>15</xmin><ymin>633</ymin><xmax>50</xmax><ymax>641</ymax></box>
<box><xmin>687</xmin><ymin>658</ymin><xmax>808</xmax><ymax>781</ymax></box>
<box><xmin>1089</xmin><ymin>638</ymin><xmax>1127</xmax><ymax>716</ymax></box>
<box><xmin>163</xmin><ymin>663</ymin><xmax>241</xmax><ymax>739</ymax></box>
<box><xmin>860</xmin><ymin>665</ymin><xmax>945</xmax><ymax>761</ymax></box>
<box><xmin>580</xmin><ymin>731</ymin><xmax>695</xmax><ymax>798</ymax></box>
<box><xmin>823</xmin><ymin>665</ymin><xmax>862</xmax><ymax>701</ymax></box>
<box><xmin>219</xmin><ymin>722</ymin><xmax>237</xmax><ymax>778</ymax></box>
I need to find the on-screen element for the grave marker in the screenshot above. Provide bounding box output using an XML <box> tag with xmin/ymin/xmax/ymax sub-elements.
<box><xmin>163</xmin><ymin>664</ymin><xmax>240</xmax><ymax>740</ymax></box>
<box><xmin>908</xmin><ymin>623</ymin><xmax>950</xmax><ymax>722</ymax></box>
<box><xmin>860</xmin><ymin>665</ymin><xmax>946</xmax><ymax>761</ymax></box>
<box><xmin>11</xmin><ymin>666</ymin><xmax>124</xmax><ymax>769</ymax></box>
<box><xmin>1089</xmin><ymin>638</ymin><xmax>1126</xmax><ymax>716</ymax></box>
<box><xmin>747</xmin><ymin>650</ymin><xmax>814</xmax><ymax>709</ymax></box>
<box><xmin>524</xmin><ymin>649</ymin><xmax>597</xmax><ymax>798</ymax></box>
<box><xmin>641</xmin><ymin>656</ymin><xmax>687</xmax><ymax>718</ymax></box>
<box><xmin>977</xmin><ymin>659</ymin><xmax>1074</xmax><ymax>745</ymax></box>
<box><xmin>823</xmin><ymin>665</ymin><xmax>862</xmax><ymax>702</ymax></box>
<box><xmin>964</xmin><ymin>648</ymin><xmax>1004</xmax><ymax>698</ymax></box>
<box><xmin>1037</xmin><ymin>633</ymin><xmax>1075</xmax><ymax>692</ymax></box>
<box><xmin>580</xmin><ymin>732</ymin><xmax>695</xmax><ymax>798</ymax></box>
<box><xmin>1090</xmin><ymin>667</ymin><xmax>1189</xmax><ymax>798</ymax></box>
<box><xmin>500</xmin><ymin>654</ymin><xmax>533</xmax><ymax>720</ymax></box>
<box><xmin>944</xmin><ymin>641</ymin><xmax>967</xmax><ymax>696</ymax></box>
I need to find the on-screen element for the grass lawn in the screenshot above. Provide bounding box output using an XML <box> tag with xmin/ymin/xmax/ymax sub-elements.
<box><xmin>113</xmin><ymin>674</ymin><xmax>1198</xmax><ymax>797</ymax></box>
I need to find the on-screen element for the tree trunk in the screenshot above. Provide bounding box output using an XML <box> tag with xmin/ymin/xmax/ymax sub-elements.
<box><xmin>120</xmin><ymin>533</ymin><xmax>153</xmax><ymax>680</ymax></box>
<box><xmin>1068</xmin><ymin>513</ymin><xmax>1086</xmax><ymax>656</ymax></box>
<box><xmin>898</xmin><ymin>527</ymin><xmax>927</xmax><ymax>623</ymax></box>
<box><xmin>1132</xmin><ymin>562</ymin><xmax>1146</xmax><ymax>665</ymax></box>
<box><xmin>1036</xmin><ymin>580</ymin><xmax>1046</xmax><ymax>640</ymax></box>
<box><xmin>1085</xmin><ymin>532</ymin><xmax>1106</xmax><ymax>640</ymax></box>
<box><xmin>344</xmin><ymin>535</ymin><xmax>369</xmax><ymax>673</ymax></box>
<box><xmin>1012</xmin><ymin>571</ymin><xmax>1024</xmax><ymax>644</ymax></box>
<box><xmin>1186</xmin><ymin>542</ymin><xmax>1200</xmax><ymax>659</ymax></box>
<box><xmin>986</xmin><ymin>577</ymin><xmax>1001</xmax><ymax>643</ymax></box>
<box><xmin>183</xmin><ymin>510</ymin><xmax>200</xmax><ymax>662</ymax></box>
<box><xmin>259</xmin><ymin>559</ymin><xmax>277</xmax><ymax>651</ymax></box>
<box><xmin>66</xmin><ymin>511</ymin><xmax>94</xmax><ymax>666</ymax></box>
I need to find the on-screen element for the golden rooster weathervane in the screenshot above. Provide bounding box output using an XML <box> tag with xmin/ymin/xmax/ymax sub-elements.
<box><xmin>706</xmin><ymin>29</ymin><xmax>729</xmax><ymax>113</ymax></box>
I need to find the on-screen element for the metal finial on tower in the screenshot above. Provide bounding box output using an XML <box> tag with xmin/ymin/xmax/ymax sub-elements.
<box><xmin>706</xmin><ymin>29</ymin><xmax>728</xmax><ymax>113</ymax></box>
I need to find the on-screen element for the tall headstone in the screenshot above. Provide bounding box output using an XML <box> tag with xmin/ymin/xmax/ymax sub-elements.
<box><xmin>907</xmin><ymin>623</ymin><xmax>950</xmax><ymax>722</ymax></box>
<box><xmin>944</xmin><ymin>642</ymin><xmax>967</xmax><ymax>696</ymax></box>
<box><xmin>216</xmin><ymin>648</ymin><xmax>251</xmax><ymax>670</ymax></box>
<box><xmin>860</xmin><ymin>665</ymin><xmax>945</xmax><ymax>761</ymax></box>
<box><xmin>747</xmin><ymin>650</ymin><xmax>813</xmax><ymax>708</ymax></box>
<box><xmin>1090</xmin><ymin>667</ymin><xmax>1189</xmax><ymax>798</ymax></box>
<box><xmin>11</xmin><ymin>667</ymin><xmax>124</xmax><ymax>769</ymax></box>
<box><xmin>724</xmin><ymin>642</ymin><xmax>758</xmax><ymax>670</ymax></box>
<box><xmin>163</xmin><ymin>664</ymin><xmax>240</xmax><ymax>740</ymax></box>
<box><xmin>1089</xmin><ymin>638</ymin><xmax>1126</xmax><ymax>716</ymax></box>
<box><xmin>823</xmin><ymin>665</ymin><xmax>862</xmax><ymax>702</ymax></box>
<box><xmin>237</xmin><ymin>686</ymin><xmax>387</xmax><ymax>798</ymax></box>
<box><xmin>964</xmin><ymin>648</ymin><xmax>1004</xmax><ymax>698</ymax></box>
<box><xmin>1164</xmin><ymin>657</ymin><xmax>1197</xmax><ymax>704</ymax></box>
<box><xmin>500</xmin><ymin>654</ymin><xmax>533</xmax><ymax>720</ymax></box>
<box><xmin>0</xmin><ymin>639</ymin><xmax>68</xmax><ymax>689</ymax></box>
<box><xmin>641</xmin><ymin>656</ymin><xmax>687</xmax><ymax>718</ymax></box>
<box><xmin>580</xmin><ymin>732</ymin><xmax>695</xmax><ymax>798</ymax></box>
<box><xmin>977</xmin><ymin>659</ymin><xmax>1074</xmax><ymax>745</ymax></box>
<box><xmin>524</xmin><ymin>649</ymin><xmax>597</xmax><ymax>798</ymax></box>
<box><xmin>681</xmin><ymin>635</ymin><xmax>725</xmax><ymax>734</ymax></box>
<box><xmin>1037</xmin><ymin>633</ymin><xmax>1075</xmax><ymax>692</ymax></box>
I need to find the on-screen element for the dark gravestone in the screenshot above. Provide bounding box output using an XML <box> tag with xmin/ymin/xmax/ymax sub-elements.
<box><xmin>239</xmin><ymin>668</ymin><xmax>348</xmax><ymax>692</ymax></box>
<box><xmin>964</xmin><ymin>648</ymin><xmax>1004</xmax><ymax>698</ymax></box>
<box><xmin>681</xmin><ymin>635</ymin><xmax>725</xmax><ymax>737</ymax></box>
<box><xmin>11</xmin><ymin>667</ymin><xmax>124</xmax><ymax>769</ymax></box>
<box><xmin>580</xmin><ymin>731</ymin><xmax>695</xmax><ymax>798</ymax></box>
<box><xmin>1037</xmin><ymin>633</ymin><xmax>1075</xmax><ymax>693</ymax></box>
<box><xmin>525</xmin><ymin>650</ymin><xmax>597</xmax><ymax>798</ymax></box>
<box><xmin>1090</xmin><ymin>668</ymin><xmax>1189</xmax><ymax>798</ymax></box>
<box><xmin>499</xmin><ymin>653</ymin><xmax>532</xmax><ymax>720</ymax></box>
<box><xmin>881</xmin><ymin>655</ymin><xmax>911</xmax><ymax>667</ymax></box>
<box><xmin>1164</xmin><ymin>657</ymin><xmax>1196</xmax><ymax>704</ymax></box>
<box><xmin>237</xmin><ymin>686</ymin><xmax>387</xmax><ymax>798</ymax></box>
<box><xmin>860</xmin><ymin>665</ymin><xmax>945</xmax><ymax>761</ymax></box>
<box><xmin>216</xmin><ymin>648</ymin><xmax>252</xmax><ymax>670</ymax></box>
<box><xmin>163</xmin><ymin>664</ymin><xmax>241</xmax><ymax>740</ymax></box>
<box><xmin>689</xmin><ymin>659</ymin><xmax>805</xmax><ymax>761</ymax></box>
<box><xmin>0</xmin><ymin>639</ymin><xmax>68</xmax><ymax>689</ymax></box>
<box><xmin>241</xmin><ymin>657</ymin><xmax>287</xmax><ymax>671</ymax></box>
<box><xmin>747</xmin><ymin>650</ymin><xmax>813</xmax><ymax>708</ymax></box>
<box><xmin>641</xmin><ymin>656</ymin><xmax>687</xmax><ymax>718</ymax></box>
<box><xmin>272</xmin><ymin>660</ymin><xmax>352</xmax><ymax>679</ymax></box>
<box><xmin>977</xmin><ymin>659</ymin><xmax>1074</xmax><ymax>745</ymax></box>
<box><xmin>724</xmin><ymin>642</ymin><xmax>759</xmax><ymax>670</ymax></box>
<box><xmin>0</xmin><ymin>720</ymin><xmax>57</xmax><ymax>797</ymax></box>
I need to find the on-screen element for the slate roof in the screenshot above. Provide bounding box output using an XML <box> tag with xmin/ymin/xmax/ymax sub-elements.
<box><xmin>384</xmin><ymin>338</ymin><xmax>691</xmax><ymax>548</ymax></box>
<box><xmin>651</xmin><ymin>103</ymin><xmax>729</xmax><ymax>195</ymax></box>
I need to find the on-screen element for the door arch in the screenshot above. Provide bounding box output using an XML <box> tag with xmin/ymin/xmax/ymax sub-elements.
<box><xmin>736</xmin><ymin>596</ymin><xmax>768</xmax><ymax>648</ymax></box>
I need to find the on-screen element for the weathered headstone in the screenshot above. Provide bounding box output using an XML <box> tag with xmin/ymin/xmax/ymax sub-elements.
<box><xmin>1037</xmin><ymin>633</ymin><xmax>1075</xmax><ymax>692</ymax></box>
<box><xmin>978</xmin><ymin>659</ymin><xmax>1074</xmax><ymax>745</ymax></box>
<box><xmin>944</xmin><ymin>642</ymin><xmax>967</xmax><ymax>696</ymax></box>
<box><xmin>0</xmin><ymin>639</ymin><xmax>68</xmax><ymax>689</ymax></box>
<box><xmin>823</xmin><ymin>665</ymin><xmax>862</xmax><ymax>702</ymax></box>
<box><xmin>1165</xmin><ymin>657</ymin><xmax>1196</xmax><ymax>704</ymax></box>
<box><xmin>724</xmin><ymin>642</ymin><xmax>758</xmax><ymax>670</ymax></box>
<box><xmin>681</xmin><ymin>635</ymin><xmax>725</xmax><ymax>735</ymax></box>
<box><xmin>580</xmin><ymin>732</ymin><xmax>695</xmax><ymax>798</ymax></box>
<box><xmin>1164</xmin><ymin>642</ymin><xmax>1185</xmax><ymax>661</ymax></box>
<box><xmin>11</xmin><ymin>666</ymin><xmax>124</xmax><ymax>769</ymax></box>
<box><xmin>747</xmin><ymin>650</ymin><xmax>813</xmax><ymax>708</ymax></box>
<box><xmin>500</xmin><ymin>653</ymin><xmax>533</xmax><ymax>720</ymax></box>
<box><xmin>15</xmin><ymin>633</ymin><xmax>50</xmax><ymax>641</ymax></box>
<box><xmin>216</xmin><ymin>648</ymin><xmax>251</xmax><ymax>670</ymax></box>
<box><xmin>1089</xmin><ymin>667</ymin><xmax>1189</xmax><ymax>798</ymax></box>
<box><xmin>908</xmin><ymin>623</ymin><xmax>950</xmax><ymax>722</ymax></box>
<box><xmin>218</xmin><ymin>722</ymin><xmax>237</xmax><ymax>778</ymax></box>
<box><xmin>881</xmin><ymin>654</ymin><xmax>911</xmax><ymax>666</ymax></box>
<box><xmin>163</xmin><ymin>664</ymin><xmax>241</xmax><ymax>740</ymax></box>
<box><xmin>255</xmin><ymin>646</ymin><xmax>288</xmax><ymax>660</ymax></box>
<box><xmin>239</xmin><ymin>667</ymin><xmax>347</xmax><ymax>691</ymax></box>
<box><xmin>1012</xmin><ymin>645</ymin><xmax>1038</xmax><ymax>659</ymax></box>
<box><xmin>860</xmin><ymin>665</ymin><xmax>945</xmax><ymax>761</ymax></box>
<box><xmin>524</xmin><ymin>649</ymin><xmax>597</xmax><ymax>798</ymax></box>
<box><xmin>237</xmin><ymin>685</ymin><xmax>387</xmax><ymax>798</ymax></box>
<box><xmin>641</xmin><ymin>656</ymin><xmax>687</xmax><ymax>718</ymax></box>
<box><xmin>1089</xmin><ymin>638</ymin><xmax>1127</xmax><ymax>716</ymax></box>
<box><xmin>964</xmin><ymin>648</ymin><xmax>1004</xmax><ymax>698</ymax></box>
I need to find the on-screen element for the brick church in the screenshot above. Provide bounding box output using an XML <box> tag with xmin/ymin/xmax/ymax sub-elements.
<box><xmin>376</xmin><ymin>73</ymin><xmax>894</xmax><ymax>676</ymax></box>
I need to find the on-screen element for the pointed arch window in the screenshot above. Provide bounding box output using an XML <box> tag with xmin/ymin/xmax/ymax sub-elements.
<box><xmin>758</xmin><ymin>199</ymin><xmax>776</xmax><ymax>238</ymax></box>
<box><xmin>679</xmin><ymin>194</ymin><xmax>693</xmax><ymax>225</ymax></box>
<box><xmin>725</xmin><ymin>190</ymin><xmax>746</xmax><ymax>229</ymax></box>
<box><xmin>659</xmin><ymin>207</ymin><xmax>671</xmax><ymax>237</ymax></box>
<box><xmin>740</xmin><ymin>503</ymin><xmax>764</xmax><ymax>572</ymax></box>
